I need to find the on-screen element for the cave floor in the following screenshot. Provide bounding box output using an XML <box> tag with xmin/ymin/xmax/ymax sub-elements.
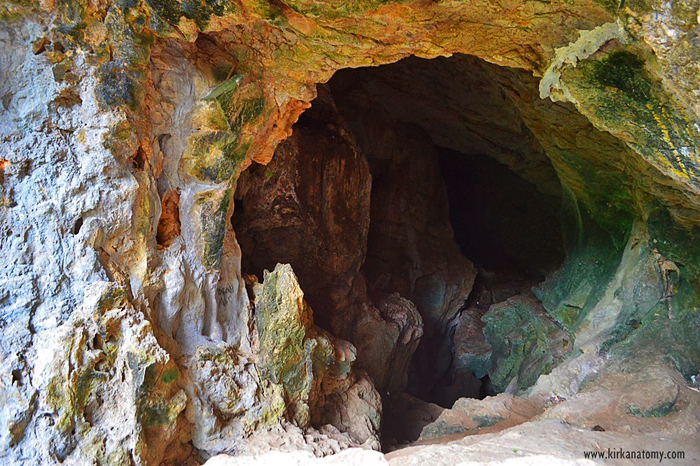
<box><xmin>386</xmin><ymin>356</ymin><xmax>700</xmax><ymax>464</ymax></box>
<box><xmin>206</xmin><ymin>359</ymin><xmax>700</xmax><ymax>465</ymax></box>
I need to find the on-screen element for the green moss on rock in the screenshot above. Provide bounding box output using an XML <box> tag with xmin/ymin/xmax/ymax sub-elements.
<box><xmin>255</xmin><ymin>265</ymin><xmax>313</xmax><ymax>406</ymax></box>
<box><xmin>568</xmin><ymin>46</ymin><xmax>700</xmax><ymax>188</ymax></box>
<box><xmin>95</xmin><ymin>62</ymin><xmax>145</xmax><ymax>111</ymax></box>
<box><xmin>195</xmin><ymin>188</ymin><xmax>233</xmax><ymax>269</ymax></box>
<box><xmin>483</xmin><ymin>294</ymin><xmax>572</xmax><ymax>393</ymax></box>
<box><xmin>419</xmin><ymin>420</ymin><xmax>467</xmax><ymax>439</ymax></box>
<box><xmin>627</xmin><ymin>401</ymin><xmax>676</xmax><ymax>417</ymax></box>
<box><xmin>145</xmin><ymin>0</ymin><xmax>232</xmax><ymax>30</ymax></box>
<box><xmin>43</xmin><ymin>284</ymin><xmax>186</xmax><ymax>464</ymax></box>
<box><xmin>648</xmin><ymin>207</ymin><xmax>700</xmax><ymax>285</ymax></box>
<box><xmin>592</xmin><ymin>50</ymin><xmax>651</xmax><ymax>104</ymax></box>
<box><xmin>138</xmin><ymin>396</ymin><xmax>184</xmax><ymax>427</ymax></box>
<box><xmin>606</xmin><ymin>277</ymin><xmax>700</xmax><ymax>379</ymax></box>
<box><xmin>254</xmin><ymin>264</ymin><xmax>359</xmax><ymax>427</ymax></box>
<box><xmin>183</xmin><ymin>77</ymin><xmax>267</xmax><ymax>184</ymax></box>
<box><xmin>473</xmin><ymin>414</ymin><xmax>504</xmax><ymax>428</ymax></box>
<box><xmin>535</xmin><ymin>192</ymin><xmax>629</xmax><ymax>331</ymax></box>
<box><xmin>205</xmin><ymin>75</ymin><xmax>244</xmax><ymax>102</ymax></box>
<box><xmin>184</xmin><ymin>131</ymin><xmax>240</xmax><ymax>183</ymax></box>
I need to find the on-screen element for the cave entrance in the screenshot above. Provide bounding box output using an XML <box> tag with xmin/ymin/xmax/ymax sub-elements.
<box><xmin>233</xmin><ymin>54</ymin><xmax>566</xmax><ymax>446</ymax></box>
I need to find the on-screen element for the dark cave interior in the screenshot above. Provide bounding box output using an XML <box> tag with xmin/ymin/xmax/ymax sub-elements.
<box><xmin>438</xmin><ymin>148</ymin><xmax>564</xmax><ymax>277</ymax></box>
<box><xmin>233</xmin><ymin>54</ymin><xmax>569</xmax><ymax>446</ymax></box>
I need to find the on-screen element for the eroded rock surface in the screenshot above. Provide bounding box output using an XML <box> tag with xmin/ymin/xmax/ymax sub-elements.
<box><xmin>345</xmin><ymin>293</ymin><xmax>423</xmax><ymax>395</ymax></box>
<box><xmin>233</xmin><ymin>86</ymin><xmax>427</xmax><ymax>399</ymax></box>
<box><xmin>36</xmin><ymin>283</ymin><xmax>188</xmax><ymax>465</ymax></box>
<box><xmin>254</xmin><ymin>264</ymin><xmax>381</xmax><ymax>448</ymax></box>
<box><xmin>2</xmin><ymin>0</ymin><xmax>700</xmax><ymax>464</ymax></box>
<box><xmin>328</xmin><ymin>94</ymin><xmax>477</xmax><ymax>400</ymax></box>
<box><xmin>484</xmin><ymin>293</ymin><xmax>573</xmax><ymax>394</ymax></box>
<box><xmin>233</xmin><ymin>87</ymin><xmax>371</xmax><ymax>330</ymax></box>
<box><xmin>418</xmin><ymin>394</ymin><xmax>543</xmax><ymax>441</ymax></box>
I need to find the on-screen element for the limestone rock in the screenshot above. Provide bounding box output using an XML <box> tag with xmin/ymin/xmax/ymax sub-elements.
<box><xmin>622</xmin><ymin>378</ymin><xmax>679</xmax><ymax>418</ymax></box>
<box><xmin>451</xmin><ymin>307</ymin><xmax>492</xmax><ymax>380</ymax></box>
<box><xmin>382</xmin><ymin>393</ymin><xmax>444</xmax><ymax>446</ymax></box>
<box><xmin>362</xmin><ymin>122</ymin><xmax>477</xmax><ymax>340</ymax></box>
<box><xmin>205</xmin><ymin>447</ymin><xmax>389</xmax><ymax>466</ymax></box>
<box><xmin>233</xmin><ymin>87</ymin><xmax>426</xmax><ymax>398</ymax></box>
<box><xmin>234</xmin><ymin>86</ymin><xmax>371</xmax><ymax>330</ymax></box>
<box><xmin>394</xmin><ymin>360</ymin><xmax>700</xmax><ymax>463</ymax></box>
<box><xmin>334</xmin><ymin>100</ymin><xmax>476</xmax><ymax>398</ymax></box>
<box><xmin>387</xmin><ymin>418</ymin><xmax>700</xmax><ymax>466</ymax></box>
<box><xmin>317</xmin><ymin>375</ymin><xmax>383</xmax><ymax>450</ymax></box>
<box><xmin>185</xmin><ymin>344</ymin><xmax>284</xmax><ymax>456</ymax></box>
<box><xmin>254</xmin><ymin>264</ymin><xmax>381</xmax><ymax>445</ymax></box>
<box><xmin>255</xmin><ymin>263</ymin><xmax>332</xmax><ymax>425</ymax></box>
<box><xmin>237</xmin><ymin>423</ymin><xmax>362</xmax><ymax>457</ymax></box>
<box><xmin>534</xmin><ymin>359</ymin><xmax>700</xmax><ymax>437</ymax></box>
<box><xmin>156</xmin><ymin>190</ymin><xmax>181</xmax><ymax>248</ymax></box>
<box><xmin>34</xmin><ymin>283</ymin><xmax>187</xmax><ymax>465</ymax></box>
<box><xmin>483</xmin><ymin>294</ymin><xmax>573</xmax><ymax>393</ymax></box>
<box><xmin>149</xmin><ymin>38</ymin><xmax>254</xmax><ymax>355</ymax></box>
<box><xmin>345</xmin><ymin>293</ymin><xmax>423</xmax><ymax>394</ymax></box>
<box><xmin>419</xmin><ymin>394</ymin><xmax>543</xmax><ymax>441</ymax></box>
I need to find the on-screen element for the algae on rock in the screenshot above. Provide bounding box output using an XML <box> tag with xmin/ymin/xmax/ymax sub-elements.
<box><xmin>39</xmin><ymin>283</ymin><xmax>187</xmax><ymax>465</ymax></box>
<box><xmin>254</xmin><ymin>264</ymin><xmax>381</xmax><ymax>446</ymax></box>
<box><xmin>3</xmin><ymin>0</ymin><xmax>700</xmax><ymax>463</ymax></box>
<box><xmin>483</xmin><ymin>293</ymin><xmax>573</xmax><ymax>393</ymax></box>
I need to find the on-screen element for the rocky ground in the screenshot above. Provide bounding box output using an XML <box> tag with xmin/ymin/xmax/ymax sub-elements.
<box><xmin>206</xmin><ymin>358</ymin><xmax>700</xmax><ymax>464</ymax></box>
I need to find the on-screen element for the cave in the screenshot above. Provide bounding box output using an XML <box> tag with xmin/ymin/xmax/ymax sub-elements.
<box><xmin>231</xmin><ymin>54</ymin><xmax>593</xmax><ymax>445</ymax></box>
<box><xmin>5</xmin><ymin>1</ymin><xmax>700</xmax><ymax>464</ymax></box>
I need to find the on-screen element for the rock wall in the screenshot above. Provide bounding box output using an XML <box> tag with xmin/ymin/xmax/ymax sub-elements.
<box><xmin>1</xmin><ymin>0</ymin><xmax>700</xmax><ymax>464</ymax></box>
<box><xmin>232</xmin><ymin>86</ymin><xmax>425</xmax><ymax>396</ymax></box>
<box><xmin>233</xmin><ymin>86</ymin><xmax>371</xmax><ymax>331</ymax></box>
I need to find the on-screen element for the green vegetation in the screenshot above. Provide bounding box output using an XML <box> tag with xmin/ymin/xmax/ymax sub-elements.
<box><xmin>648</xmin><ymin>207</ymin><xmax>700</xmax><ymax>286</ymax></box>
<box><xmin>535</xmin><ymin>192</ymin><xmax>631</xmax><ymax>332</ymax></box>
<box><xmin>95</xmin><ymin>62</ymin><xmax>144</xmax><ymax>111</ymax></box>
<box><xmin>473</xmin><ymin>414</ymin><xmax>504</xmax><ymax>428</ymax></box>
<box><xmin>626</xmin><ymin>401</ymin><xmax>676</xmax><ymax>418</ymax></box>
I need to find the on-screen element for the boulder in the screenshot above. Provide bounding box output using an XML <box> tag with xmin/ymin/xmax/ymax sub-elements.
<box><xmin>185</xmin><ymin>344</ymin><xmax>286</xmax><ymax>456</ymax></box>
<box><xmin>382</xmin><ymin>393</ymin><xmax>444</xmax><ymax>446</ymax></box>
<box><xmin>483</xmin><ymin>293</ymin><xmax>572</xmax><ymax>393</ymax></box>
<box><xmin>419</xmin><ymin>394</ymin><xmax>543</xmax><ymax>441</ymax></box>
<box><xmin>254</xmin><ymin>264</ymin><xmax>381</xmax><ymax>446</ymax></box>
<box><xmin>344</xmin><ymin>292</ymin><xmax>423</xmax><ymax>394</ymax></box>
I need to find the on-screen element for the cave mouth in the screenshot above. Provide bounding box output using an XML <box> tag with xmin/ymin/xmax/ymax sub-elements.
<box><xmin>233</xmin><ymin>53</ymin><xmax>569</xmax><ymax>445</ymax></box>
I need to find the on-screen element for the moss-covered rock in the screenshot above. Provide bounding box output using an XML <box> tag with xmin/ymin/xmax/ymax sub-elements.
<box><xmin>254</xmin><ymin>263</ymin><xmax>379</xmax><ymax>439</ymax></box>
<box><xmin>41</xmin><ymin>283</ymin><xmax>186</xmax><ymax>465</ymax></box>
<box><xmin>185</xmin><ymin>343</ymin><xmax>285</xmax><ymax>454</ymax></box>
<box><xmin>182</xmin><ymin>77</ymin><xmax>268</xmax><ymax>184</ymax></box>
<box><xmin>483</xmin><ymin>294</ymin><xmax>573</xmax><ymax>393</ymax></box>
<box><xmin>534</xmin><ymin>195</ymin><xmax>631</xmax><ymax>332</ymax></box>
<box><xmin>574</xmin><ymin>47</ymin><xmax>700</xmax><ymax>190</ymax></box>
<box><xmin>193</xmin><ymin>187</ymin><xmax>233</xmax><ymax>269</ymax></box>
<box><xmin>254</xmin><ymin>264</ymin><xmax>328</xmax><ymax>426</ymax></box>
